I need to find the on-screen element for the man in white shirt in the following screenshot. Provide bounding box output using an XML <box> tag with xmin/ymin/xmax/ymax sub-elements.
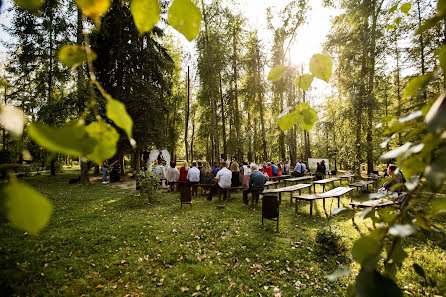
<box><xmin>187</xmin><ymin>161</ymin><xmax>201</xmax><ymax>195</ymax></box>
<box><xmin>207</xmin><ymin>161</ymin><xmax>232</xmax><ymax>201</ymax></box>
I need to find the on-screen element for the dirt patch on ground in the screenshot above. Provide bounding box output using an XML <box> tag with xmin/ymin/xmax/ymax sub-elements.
<box><xmin>90</xmin><ymin>175</ymin><xmax>136</xmax><ymax>190</ymax></box>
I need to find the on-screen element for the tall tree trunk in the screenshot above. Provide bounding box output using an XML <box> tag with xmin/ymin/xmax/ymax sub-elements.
<box><xmin>219</xmin><ymin>73</ymin><xmax>227</xmax><ymax>160</ymax></box>
<box><xmin>133</xmin><ymin>148</ymin><xmax>140</xmax><ymax>172</ymax></box>
<box><xmin>288</xmin><ymin>68</ymin><xmax>296</xmax><ymax>166</ymax></box>
<box><xmin>190</xmin><ymin>118</ymin><xmax>195</xmax><ymax>161</ymax></box>
<box><xmin>185</xmin><ymin>66</ymin><xmax>190</xmax><ymax>162</ymax></box>
<box><xmin>279</xmin><ymin>91</ymin><xmax>286</xmax><ymax>162</ymax></box>
<box><xmin>366</xmin><ymin>0</ymin><xmax>382</xmax><ymax>174</ymax></box>
<box><xmin>255</xmin><ymin>44</ymin><xmax>267</xmax><ymax>161</ymax></box>
<box><xmin>416</xmin><ymin>0</ymin><xmax>425</xmax><ymax>76</ymax></box>
<box><xmin>232</xmin><ymin>27</ymin><xmax>241</xmax><ymax>161</ymax></box>
<box><xmin>395</xmin><ymin>31</ymin><xmax>402</xmax><ymax>145</ymax></box>
<box><xmin>77</xmin><ymin>8</ymin><xmax>89</xmax><ymax>184</ymax></box>
<box><xmin>201</xmin><ymin>0</ymin><xmax>220</xmax><ymax>163</ymax></box>
<box><xmin>49</xmin><ymin>12</ymin><xmax>56</xmax><ymax>176</ymax></box>
<box><xmin>248</xmin><ymin>109</ymin><xmax>253</xmax><ymax>162</ymax></box>
<box><xmin>355</xmin><ymin>21</ymin><xmax>369</xmax><ymax>176</ymax></box>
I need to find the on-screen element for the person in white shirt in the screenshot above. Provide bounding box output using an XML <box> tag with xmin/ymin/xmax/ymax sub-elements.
<box><xmin>187</xmin><ymin>161</ymin><xmax>201</xmax><ymax>195</ymax></box>
<box><xmin>207</xmin><ymin>161</ymin><xmax>232</xmax><ymax>201</ymax></box>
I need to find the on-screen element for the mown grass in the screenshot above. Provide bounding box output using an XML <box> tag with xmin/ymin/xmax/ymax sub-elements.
<box><xmin>0</xmin><ymin>172</ymin><xmax>445</xmax><ymax>296</ymax></box>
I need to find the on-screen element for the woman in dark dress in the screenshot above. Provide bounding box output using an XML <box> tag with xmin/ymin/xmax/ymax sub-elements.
<box><xmin>230</xmin><ymin>162</ymin><xmax>241</xmax><ymax>187</ymax></box>
<box><xmin>200</xmin><ymin>162</ymin><xmax>214</xmax><ymax>184</ymax></box>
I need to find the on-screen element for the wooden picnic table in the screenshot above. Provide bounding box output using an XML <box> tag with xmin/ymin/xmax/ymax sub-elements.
<box><xmin>313</xmin><ymin>177</ymin><xmax>341</xmax><ymax>193</ymax></box>
<box><xmin>261</xmin><ymin>183</ymin><xmax>312</xmax><ymax>204</ymax></box>
<box><xmin>340</xmin><ymin>174</ymin><xmax>355</xmax><ymax>184</ymax></box>
<box><xmin>264</xmin><ymin>181</ymin><xmax>279</xmax><ymax>189</ymax></box>
<box><xmin>283</xmin><ymin>176</ymin><xmax>314</xmax><ymax>186</ymax></box>
<box><xmin>365</xmin><ymin>175</ymin><xmax>382</xmax><ymax>188</ymax></box>
<box><xmin>294</xmin><ymin>187</ymin><xmax>354</xmax><ymax>215</ymax></box>
<box><xmin>349</xmin><ymin>180</ymin><xmax>374</xmax><ymax>192</ymax></box>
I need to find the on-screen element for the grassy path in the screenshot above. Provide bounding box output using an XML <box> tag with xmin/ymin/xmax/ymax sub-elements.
<box><xmin>0</xmin><ymin>172</ymin><xmax>445</xmax><ymax>296</ymax></box>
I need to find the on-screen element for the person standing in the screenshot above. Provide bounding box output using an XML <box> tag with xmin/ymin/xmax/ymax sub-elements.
<box><xmin>243</xmin><ymin>164</ymin><xmax>266</xmax><ymax>205</ymax></box>
<box><xmin>102</xmin><ymin>160</ymin><xmax>110</xmax><ymax>184</ymax></box>
<box><xmin>283</xmin><ymin>160</ymin><xmax>290</xmax><ymax>175</ymax></box>
<box><xmin>208</xmin><ymin>161</ymin><xmax>232</xmax><ymax>201</ymax></box>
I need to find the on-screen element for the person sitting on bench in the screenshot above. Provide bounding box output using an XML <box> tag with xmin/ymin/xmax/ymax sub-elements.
<box><xmin>187</xmin><ymin>161</ymin><xmax>200</xmax><ymax>195</ymax></box>
<box><xmin>378</xmin><ymin>165</ymin><xmax>403</xmax><ymax>194</ymax></box>
<box><xmin>207</xmin><ymin>161</ymin><xmax>232</xmax><ymax>201</ymax></box>
<box><xmin>243</xmin><ymin>164</ymin><xmax>267</xmax><ymax>205</ymax></box>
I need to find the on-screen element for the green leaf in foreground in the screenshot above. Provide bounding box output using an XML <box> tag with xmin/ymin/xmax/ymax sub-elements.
<box><xmin>58</xmin><ymin>45</ymin><xmax>96</xmax><ymax>69</ymax></box>
<box><xmin>130</xmin><ymin>0</ymin><xmax>161</xmax><ymax>35</ymax></box>
<box><xmin>400</xmin><ymin>3</ymin><xmax>411</xmax><ymax>14</ymax></box>
<box><xmin>168</xmin><ymin>0</ymin><xmax>202</xmax><ymax>41</ymax></box>
<box><xmin>425</xmin><ymin>91</ymin><xmax>446</xmax><ymax>133</ymax></box>
<box><xmin>14</xmin><ymin>0</ymin><xmax>43</xmax><ymax>11</ymax></box>
<box><xmin>105</xmin><ymin>95</ymin><xmax>134</xmax><ymax>141</ymax></box>
<box><xmin>75</xmin><ymin>0</ymin><xmax>111</xmax><ymax>26</ymax></box>
<box><xmin>355</xmin><ymin>269</ymin><xmax>402</xmax><ymax>297</ymax></box>
<box><xmin>351</xmin><ymin>236</ymin><xmax>381</xmax><ymax>265</ymax></box>
<box><xmin>295</xmin><ymin>74</ymin><xmax>314</xmax><ymax>91</ymax></box>
<box><xmin>389</xmin><ymin>4</ymin><xmax>398</xmax><ymax>13</ymax></box>
<box><xmin>277</xmin><ymin>103</ymin><xmax>317</xmax><ymax>132</ymax></box>
<box><xmin>3</xmin><ymin>178</ymin><xmax>53</xmax><ymax>236</ymax></box>
<box><xmin>28</xmin><ymin>120</ymin><xmax>96</xmax><ymax>157</ymax></box>
<box><xmin>309</xmin><ymin>54</ymin><xmax>332</xmax><ymax>83</ymax></box>
<box><xmin>85</xmin><ymin>121</ymin><xmax>120</xmax><ymax>164</ymax></box>
<box><xmin>403</xmin><ymin>73</ymin><xmax>432</xmax><ymax>100</ymax></box>
<box><xmin>435</xmin><ymin>45</ymin><xmax>446</xmax><ymax>74</ymax></box>
<box><xmin>267</xmin><ymin>65</ymin><xmax>287</xmax><ymax>82</ymax></box>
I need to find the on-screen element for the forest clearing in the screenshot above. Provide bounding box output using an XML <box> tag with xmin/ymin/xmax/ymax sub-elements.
<box><xmin>0</xmin><ymin>0</ymin><xmax>446</xmax><ymax>296</ymax></box>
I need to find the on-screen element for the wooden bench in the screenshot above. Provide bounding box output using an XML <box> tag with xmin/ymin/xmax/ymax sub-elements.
<box><xmin>264</xmin><ymin>181</ymin><xmax>279</xmax><ymax>189</ymax></box>
<box><xmin>313</xmin><ymin>177</ymin><xmax>341</xmax><ymax>193</ymax></box>
<box><xmin>349</xmin><ymin>180</ymin><xmax>374</xmax><ymax>192</ymax></box>
<box><xmin>294</xmin><ymin>187</ymin><xmax>354</xmax><ymax>215</ymax></box>
<box><xmin>340</xmin><ymin>174</ymin><xmax>355</xmax><ymax>185</ymax></box>
<box><xmin>283</xmin><ymin>176</ymin><xmax>314</xmax><ymax>187</ymax></box>
<box><xmin>260</xmin><ymin>184</ymin><xmax>312</xmax><ymax>204</ymax></box>
<box><xmin>218</xmin><ymin>186</ymin><xmax>246</xmax><ymax>200</ymax></box>
<box><xmin>350</xmin><ymin>193</ymin><xmax>408</xmax><ymax>209</ymax></box>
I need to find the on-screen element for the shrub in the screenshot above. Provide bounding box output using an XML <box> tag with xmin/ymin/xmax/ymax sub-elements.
<box><xmin>135</xmin><ymin>170</ymin><xmax>160</xmax><ymax>203</ymax></box>
<box><xmin>315</xmin><ymin>227</ymin><xmax>347</xmax><ymax>256</ymax></box>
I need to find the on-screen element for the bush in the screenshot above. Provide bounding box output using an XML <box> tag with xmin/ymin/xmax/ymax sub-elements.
<box><xmin>135</xmin><ymin>170</ymin><xmax>160</xmax><ymax>203</ymax></box>
<box><xmin>44</xmin><ymin>161</ymin><xmax>63</xmax><ymax>173</ymax></box>
<box><xmin>0</xmin><ymin>163</ymin><xmax>34</xmax><ymax>178</ymax></box>
<box><xmin>315</xmin><ymin>227</ymin><xmax>347</xmax><ymax>256</ymax></box>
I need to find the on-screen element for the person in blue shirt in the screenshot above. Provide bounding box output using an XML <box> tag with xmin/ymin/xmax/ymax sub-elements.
<box><xmin>212</xmin><ymin>162</ymin><xmax>220</xmax><ymax>176</ymax></box>
<box><xmin>243</xmin><ymin>164</ymin><xmax>267</xmax><ymax>205</ymax></box>
<box><xmin>270</xmin><ymin>162</ymin><xmax>278</xmax><ymax>176</ymax></box>
<box><xmin>293</xmin><ymin>161</ymin><xmax>304</xmax><ymax>177</ymax></box>
<box><xmin>300</xmin><ymin>160</ymin><xmax>307</xmax><ymax>174</ymax></box>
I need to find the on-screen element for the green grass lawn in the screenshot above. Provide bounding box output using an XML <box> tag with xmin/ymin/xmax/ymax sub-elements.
<box><xmin>1</xmin><ymin>172</ymin><xmax>445</xmax><ymax>296</ymax></box>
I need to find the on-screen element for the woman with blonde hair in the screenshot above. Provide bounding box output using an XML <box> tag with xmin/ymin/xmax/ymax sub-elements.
<box><xmin>230</xmin><ymin>161</ymin><xmax>241</xmax><ymax>187</ymax></box>
<box><xmin>179</xmin><ymin>161</ymin><xmax>189</xmax><ymax>181</ymax></box>
<box><xmin>200</xmin><ymin>161</ymin><xmax>214</xmax><ymax>184</ymax></box>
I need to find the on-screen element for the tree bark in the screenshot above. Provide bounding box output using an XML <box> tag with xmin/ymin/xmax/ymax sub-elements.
<box><xmin>185</xmin><ymin>66</ymin><xmax>190</xmax><ymax>162</ymax></box>
<box><xmin>201</xmin><ymin>0</ymin><xmax>220</xmax><ymax>163</ymax></box>
<box><xmin>133</xmin><ymin>148</ymin><xmax>140</xmax><ymax>172</ymax></box>
<box><xmin>255</xmin><ymin>44</ymin><xmax>267</xmax><ymax>161</ymax></box>
<box><xmin>219</xmin><ymin>73</ymin><xmax>227</xmax><ymax>160</ymax></box>
<box><xmin>232</xmin><ymin>26</ymin><xmax>241</xmax><ymax>161</ymax></box>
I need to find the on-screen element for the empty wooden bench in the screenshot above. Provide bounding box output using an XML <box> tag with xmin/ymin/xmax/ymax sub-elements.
<box><xmin>260</xmin><ymin>184</ymin><xmax>312</xmax><ymax>204</ymax></box>
<box><xmin>349</xmin><ymin>180</ymin><xmax>374</xmax><ymax>192</ymax></box>
<box><xmin>340</xmin><ymin>174</ymin><xmax>355</xmax><ymax>185</ymax></box>
<box><xmin>313</xmin><ymin>177</ymin><xmax>341</xmax><ymax>193</ymax></box>
<box><xmin>294</xmin><ymin>187</ymin><xmax>354</xmax><ymax>215</ymax></box>
<box><xmin>264</xmin><ymin>181</ymin><xmax>279</xmax><ymax>189</ymax></box>
<box><xmin>283</xmin><ymin>176</ymin><xmax>314</xmax><ymax>187</ymax></box>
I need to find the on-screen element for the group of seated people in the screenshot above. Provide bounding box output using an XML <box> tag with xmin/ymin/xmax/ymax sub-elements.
<box><xmin>378</xmin><ymin>164</ymin><xmax>405</xmax><ymax>194</ymax></box>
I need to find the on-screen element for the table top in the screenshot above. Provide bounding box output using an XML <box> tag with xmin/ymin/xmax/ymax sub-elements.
<box><xmin>313</xmin><ymin>177</ymin><xmax>341</xmax><ymax>184</ymax></box>
<box><xmin>349</xmin><ymin>180</ymin><xmax>374</xmax><ymax>186</ymax></box>
<box><xmin>265</xmin><ymin>181</ymin><xmax>279</xmax><ymax>186</ymax></box>
<box><xmin>294</xmin><ymin>187</ymin><xmax>354</xmax><ymax>199</ymax></box>
<box><xmin>340</xmin><ymin>174</ymin><xmax>355</xmax><ymax>178</ymax></box>
<box><xmin>262</xmin><ymin>183</ymin><xmax>311</xmax><ymax>194</ymax></box>
<box><xmin>284</xmin><ymin>176</ymin><xmax>314</xmax><ymax>182</ymax></box>
<box><xmin>270</xmin><ymin>175</ymin><xmax>291</xmax><ymax>179</ymax></box>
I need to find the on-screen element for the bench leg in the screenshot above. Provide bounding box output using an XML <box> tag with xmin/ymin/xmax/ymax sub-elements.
<box><xmin>290</xmin><ymin>192</ymin><xmax>293</xmax><ymax>204</ymax></box>
<box><xmin>308</xmin><ymin>187</ymin><xmax>311</xmax><ymax>194</ymax></box>
<box><xmin>323</xmin><ymin>198</ymin><xmax>326</xmax><ymax>209</ymax></box>
<box><xmin>295</xmin><ymin>199</ymin><xmax>298</xmax><ymax>213</ymax></box>
<box><xmin>313</xmin><ymin>184</ymin><xmax>316</xmax><ymax>193</ymax></box>
<box><xmin>310</xmin><ymin>201</ymin><xmax>313</xmax><ymax>215</ymax></box>
<box><xmin>338</xmin><ymin>197</ymin><xmax>340</xmax><ymax>208</ymax></box>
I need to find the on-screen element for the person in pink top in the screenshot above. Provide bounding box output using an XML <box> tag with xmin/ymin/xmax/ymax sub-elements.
<box><xmin>166</xmin><ymin>161</ymin><xmax>180</xmax><ymax>192</ymax></box>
